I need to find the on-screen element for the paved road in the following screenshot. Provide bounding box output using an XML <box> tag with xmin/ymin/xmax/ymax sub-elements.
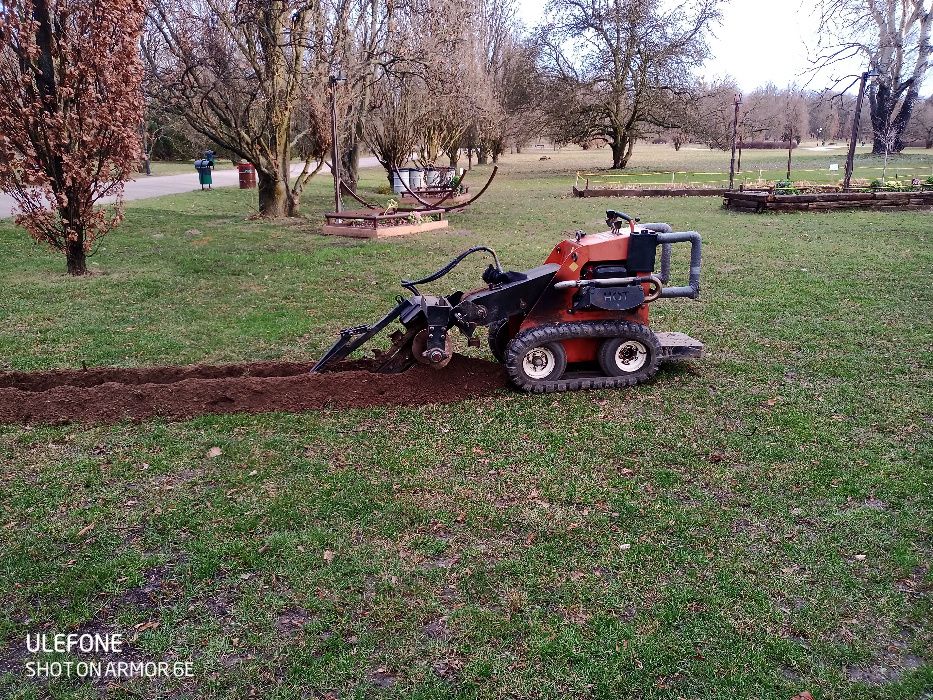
<box><xmin>0</xmin><ymin>157</ymin><xmax>382</xmax><ymax>219</ymax></box>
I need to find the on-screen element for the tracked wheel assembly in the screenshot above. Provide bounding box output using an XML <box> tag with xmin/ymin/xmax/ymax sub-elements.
<box><xmin>504</xmin><ymin>321</ymin><xmax>662</xmax><ymax>392</ymax></box>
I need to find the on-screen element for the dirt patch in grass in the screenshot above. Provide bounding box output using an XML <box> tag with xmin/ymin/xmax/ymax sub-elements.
<box><xmin>0</xmin><ymin>355</ymin><xmax>507</xmax><ymax>425</ymax></box>
<box><xmin>0</xmin><ymin>359</ymin><xmax>319</xmax><ymax>392</ymax></box>
<box><xmin>845</xmin><ymin>635</ymin><xmax>925</xmax><ymax>686</ymax></box>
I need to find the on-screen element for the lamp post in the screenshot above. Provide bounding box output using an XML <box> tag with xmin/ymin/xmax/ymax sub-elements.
<box><xmin>728</xmin><ymin>93</ymin><xmax>742</xmax><ymax>191</ymax></box>
<box><xmin>329</xmin><ymin>68</ymin><xmax>346</xmax><ymax>212</ymax></box>
<box><xmin>843</xmin><ymin>69</ymin><xmax>877</xmax><ymax>190</ymax></box>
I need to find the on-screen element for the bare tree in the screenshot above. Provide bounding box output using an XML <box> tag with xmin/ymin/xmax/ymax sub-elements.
<box><xmin>467</xmin><ymin>0</ymin><xmax>543</xmax><ymax>163</ymax></box>
<box><xmin>363</xmin><ymin>74</ymin><xmax>422</xmax><ymax>187</ymax></box>
<box><xmin>141</xmin><ymin>94</ymin><xmax>180</xmax><ymax>176</ymax></box>
<box><xmin>906</xmin><ymin>95</ymin><xmax>933</xmax><ymax>146</ymax></box>
<box><xmin>814</xmin><ymin>0</ymin><xmax>932</xmax><ymax>154</ymax></box>
<box><xmin>332</xmin><ymin>0</ymin><xmax>408</xmax><ymax>191</ymax></box>
<box><xmin>807</xmin><ymin>89</ymin><xmax>857</xmax><ymax>143</ymax></box>
<box><xmin>680</xmin><ymin>78</ymin><xmax>741</xmax><ymax>149</ymax></box>
<box><xmin>411</xmin><ymin>0</ymin><xmax>479</xmax><ymax>168</ymax></box>
<box><xmin>537</xmin><ymin>0</ymin><xmax>721</xmax><ymax>168</ymax></box>
<box><xmin>876</xmin><ymin>120</ymin><xmax>900</xmax><ymax>178</ymax></box>
<box><xmin>143</xmin><ymin>0</ymin><xmax>330</xmax><ymax>217</ymax></box>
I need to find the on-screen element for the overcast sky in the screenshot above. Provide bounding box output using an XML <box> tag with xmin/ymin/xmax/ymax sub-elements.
<box><xmin>516</xmin><ymin>0</ymin><xmax>933</xmax><ymax>96</ymax></box>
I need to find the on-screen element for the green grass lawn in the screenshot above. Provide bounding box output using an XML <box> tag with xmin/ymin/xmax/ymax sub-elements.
<box><xmin>0</xmin><ymin>148</ymin><xmax>931</xmax><ymax>699</ymax></box>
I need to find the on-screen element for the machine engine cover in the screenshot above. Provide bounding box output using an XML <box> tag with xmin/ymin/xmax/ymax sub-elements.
<box><xmin>572</xmin><ymin>285</ymin><xmax>645</xmax><ymax>311</ymax></box>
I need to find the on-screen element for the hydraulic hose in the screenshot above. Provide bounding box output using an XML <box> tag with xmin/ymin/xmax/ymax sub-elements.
<box><xmin>401</xmin><ymin>246</ymin><xmax>502</xmax><ymax>294</ymax></box>
<box><xmin>655</xmin><ymin>231</ymin><xmax>701</xmax><ymax>299</ymax></box>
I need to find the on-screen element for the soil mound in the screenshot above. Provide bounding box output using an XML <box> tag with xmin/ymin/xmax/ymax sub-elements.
<box><xmin>0</xmin><ymin>355</ymin><xmax>507</xmax><ymax>425</ymax></box>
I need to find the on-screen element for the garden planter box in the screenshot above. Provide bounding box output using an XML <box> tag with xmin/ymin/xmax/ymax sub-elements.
<box><xmin>322</xmin><ymin>209</ymin><xmax>448</xmax><ymax>239</ymax></box>
<box><xmin>723</xmin><ymin>190</ymin><xmax>933</xmax><ymax>213</ymax></box>
<box><xmin>573</xmin><ymin>185</ymin><xmax>728</xmax><ymax>198</ymax></box>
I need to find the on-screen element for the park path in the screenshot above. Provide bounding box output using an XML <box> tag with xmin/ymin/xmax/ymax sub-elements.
<box><xmin>0</xmin><ymin>156</ymin><xmax>382</xmax><ymax>219</ymax></box>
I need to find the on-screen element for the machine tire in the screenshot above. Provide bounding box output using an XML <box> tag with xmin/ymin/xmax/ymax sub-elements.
<box><xmin>597</xmin><ymin>324</ymin><xmax>660</xmax><ymax>383</ymax></box>
<box><xmin>506</xmin><ymin>330</ymin><xmax>567</xmax><ymax>390</ymax></box>
<box><xmin>487</xmin><ymin>319</ymin><xmax>511</xmax><ymax>363</ymax></box>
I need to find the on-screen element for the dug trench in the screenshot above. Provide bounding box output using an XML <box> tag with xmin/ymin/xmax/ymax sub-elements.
<box><xmin>0</xmin><ymin>356</ymin><xmax>508</xmax><ymax>425</ymax></box>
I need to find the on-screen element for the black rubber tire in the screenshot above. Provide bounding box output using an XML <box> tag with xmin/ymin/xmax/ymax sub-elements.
<box><xmin>506</xmin><ymin>321</ymin><xmax>662</xmax><ymax>392</ymax></box>
<box><xmin>506</xmin><ymin>334</ymin><xmax>567</xmax><ymax>388</ymax></box>
<box><xmin>487</xmin><ymin>319</ymin><xmax>511</xmax><ymax>363</ymax></box>
<box><xmin>597</xmin><ymin>323</ymin><xmax>660</xmax><ymax>383</ymax></box>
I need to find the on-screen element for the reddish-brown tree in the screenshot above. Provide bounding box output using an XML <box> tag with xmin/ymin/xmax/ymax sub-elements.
<box><xmin>0</xmin><ymin>0</ymin><xmax>145</xmax><ymax>275</ymax></box>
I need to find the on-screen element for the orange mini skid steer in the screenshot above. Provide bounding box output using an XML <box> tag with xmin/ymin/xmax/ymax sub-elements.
<box><xmin>313</xmin><ymin>210</ymin><xmax>703</xmax><ymax>392</ymax></box>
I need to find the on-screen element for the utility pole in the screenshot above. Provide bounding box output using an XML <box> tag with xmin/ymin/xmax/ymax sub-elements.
<box><xmin>728</xmin><ymin>94</ymin><xmax>742</xmax><ymax>190</ymax></box>
<box><xmin>786</xmin><ymin>123</ymin><xmax>793</xmax><ymax>180</ymax></box>
<box><xmin>844</xmin><ymin>70</ymin><xmax>875</xmax><ymax>190</ymax></box>
<box><xmin>329</xmin><ymin>69</ymin><xmax>346</xmax><ymax>212</ymax></box>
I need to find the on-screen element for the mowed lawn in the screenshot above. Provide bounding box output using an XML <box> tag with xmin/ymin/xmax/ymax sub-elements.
<box><xmin>0</xmin><ymin>147</ymin><xmax>931</xmax><ymax>699</ymax></box>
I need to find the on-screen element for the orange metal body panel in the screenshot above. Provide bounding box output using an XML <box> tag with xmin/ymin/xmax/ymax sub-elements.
<box><xmin>517</xmin><ymin>231</ymin><xmax>653</xmax><ymax>364</ymax></box>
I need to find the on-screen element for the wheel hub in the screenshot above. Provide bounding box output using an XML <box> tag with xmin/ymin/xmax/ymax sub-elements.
<box><xmin>614</xmin><ymin>340</ymin><xmax>648</xmax><ymax>372</ymax></box>
<box><xmin>522</xmin><ymin>347</ymin><xmax>555</xmax><ymax>380</ymax></box>
<box><xmin>412</xmin><ymin>328</ymin><xmax>452</xmax><ymax>368</ymax></box>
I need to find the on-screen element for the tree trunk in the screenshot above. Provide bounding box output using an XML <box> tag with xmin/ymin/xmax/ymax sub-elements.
<box><xmin>257</xmin><ymin>171</ymin><xmax>291</xmax><ymax>217</ymax></box>
<box><xmin>868</xmin><ymin>82</ymin><xmax>915</xmax><ymax>155</ymax></box>
<box><xmin>66</xmin><ymin>239</ymin><xmax>87</xmax><ymax>275</ymax></box>
<box><xmin>610</xmin><ymin>132</ymin><xmax>633</xmax><ymax>169</ymax></box>
<box><xmin>477</xmin><ymin>146</ymin><xmax>489</xmax><ymax>165</ymax></box>
<box><xmin>623</xmin><ymin>136</ymin><xmax>635</xmax><ymax>165</ymax></box>
<box><xmin>341</xmin><ymin>138</ymin><xmax>361</xmax><ymax>192</ymax></box>
<box><xmin>888</xmin><ymin>87</ymin><xmax>920</xmax><ymax>153</ymax></box>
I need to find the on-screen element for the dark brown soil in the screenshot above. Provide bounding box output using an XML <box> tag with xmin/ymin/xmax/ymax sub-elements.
<box><xmin>0</xmin><ymin>355</ymin><xmax>507</xmax><ymax>425</ymax></box>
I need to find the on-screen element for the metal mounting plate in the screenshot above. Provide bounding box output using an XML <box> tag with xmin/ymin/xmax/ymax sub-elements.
<box><xmin>655</xmin><ymin>332</ymin><xmax>704</xmax><ymax>360</ymax></box>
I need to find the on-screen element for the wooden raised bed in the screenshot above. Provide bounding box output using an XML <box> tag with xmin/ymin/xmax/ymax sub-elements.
<box><xmin>723</xmin><ymin>190</ymin><xmax>933</xmax><ymax>213</ymax></box>
<box><xmin>573</xmin><ymin>186</ymin><xmax>728</xmax><ymax>198</ymax></box>
<box><xmin>323</xmin><ymin>209</ymin><xmax>448</xmax><ymax>238</ymax></box>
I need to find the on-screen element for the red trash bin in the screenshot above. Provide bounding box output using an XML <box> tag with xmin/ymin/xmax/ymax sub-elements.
<box><xmin>237</xmin><ymin>162</ymin><xmax>256</xmax><ymax>189</ymax></box>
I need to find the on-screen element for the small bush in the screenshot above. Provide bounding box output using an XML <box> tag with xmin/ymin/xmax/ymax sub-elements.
<box><xmin>774</xmin><ymin>179</ymin><xmax>799</xmax><ymax>195</ymax></box>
